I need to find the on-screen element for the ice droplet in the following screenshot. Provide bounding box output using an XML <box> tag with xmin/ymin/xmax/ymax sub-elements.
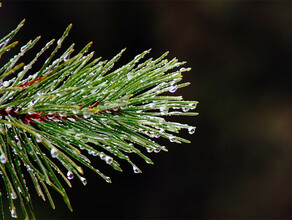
<box><xmin>67</xmin><ymin>171</ymin><xmax>74</xmax><ymax>180</ymax></box>
<box><xmin>188</xmin><ymin>126</ymin><xmax>196</xmax><ymax>134</ymax></box>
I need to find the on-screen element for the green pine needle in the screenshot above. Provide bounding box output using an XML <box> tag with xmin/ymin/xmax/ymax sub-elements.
<box><xmin>0</xmin><ymin>20</ymin><xmax>198</xmax><ymax>219</ymax></box>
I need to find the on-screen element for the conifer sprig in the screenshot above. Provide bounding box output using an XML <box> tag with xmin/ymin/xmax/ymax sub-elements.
<box><xmin>0</xmin><ymin>20</ymin><xmax>198</xmax><ymax>219</ymax></box>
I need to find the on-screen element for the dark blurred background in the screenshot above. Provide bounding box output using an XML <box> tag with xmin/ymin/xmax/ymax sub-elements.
<box><xmin>1</xmin><ymin>1</ymin><xmax>292</xmax><ymax>219</ymax></box>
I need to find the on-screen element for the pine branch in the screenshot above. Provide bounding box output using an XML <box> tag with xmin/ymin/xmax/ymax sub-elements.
<box><xmin>0</xmin><ymin>20</ymin><xmax>198</xmax><ymax>219</ymax></box>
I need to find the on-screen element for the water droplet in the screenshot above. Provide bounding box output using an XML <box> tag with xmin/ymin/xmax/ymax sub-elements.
<box><xmin>81</xmin><ymin>177</ymin><xmax>87</xmax><ymax>185</ymax></box>
<box><xmin>169</xmin><ymin>85</ymin><xmax>177</xmax><ymax>93</ymax></box>
<box><xmin>149</xmin><ymin>103</ymin><xmax>155</xmax><ymax>108</ymax></box>
<box><xmin>83</xmin><ymin>113</ymin><xmax>91</xmax><ymax>119</ymax></box>
<box><xmin>47</xmin><ymin>113</ymin><xmax>54</xmax><ymax>119</ymax></box>
<box><xmin>75</xmin><ymin>134</ymin><xmax>81</xmax><ymax>140</ymax></box>
<box><xmin>100</xmin><ymin>152</ymin><xmax>106</xmax><ymax>160</ymax></box>
<box><xmin>59</xmin><ymin>112</ymin><xmax>66</xmax><ymax>117</ymax></box>
<box><xmin>148</xmin><ymin>131</ymin><xmax>155</xmax><ymax>138</ymax></box>
<box><xmin>36</xmin><ymin>138</ymin><xmax>42</xmax><ymax>143</ymax></box>
<box><xmin>189</xmin><ymin>103</ymin><xmax>197</xmax><ymax>108</ymax></box>
<box><xmin>133</xmin><ymin>165</ymin><xmax>141</xmax><ymax>173</ymax></box>
<box><xmin>169</xmin><ymin>135</ymin><xmax>176</xmax><ymax>142</ymax></box>
<box><xmin>182</xmin><ymin>107</ymin><xmax>189</xmax><ymax>112</ymax></box>
<box><xmin>154</xmin><ymin>148</ymin><xmax>161</xmax><ymax>153</ymax></box>
<box><xmin>147</xmin><ymin>148</ymin><xmax>153</xmax><ymax>153</ymax></box>
<box><xmin>67</xmin><ymin>171</ymin><xmax>74</xmax><ymax>180</ymax></box>
<box><xmin>50</xmin><ymin>148</ymin><xmax>59</xmax><ymax>158</ymax></box>
<box><xmin>0</xmin><ymin>154</ymin><xmax>7</xmax><ymax>163</ymax></box>
<box><xmin>161</xmin><ymin>145</ymin><xmax>168</xmax><ymax>151</ymax></box>
<box><xmin>105</xmin><ymin>156</ymin><xmax>113</xmax><ymax>164</ymax></box>
<box><xmin>159</xmin><ymin>106</ymin><xmax>168</xmax><ymax>114</ymax></box>
<box><xmin>10</xmin><ymin>208</ymin><xmax>17</xmax><ymax>218</ymax></box>
<box><xmin>21</xmin><ymin>45</ymin><xmax>27</xmax><ymax>51</ymax></box>
<box><xmin>72</xmin><ymin>110</ymin><xmax>78</xmax><ymax>114</ymax></box>
<box><xmin>188</xmin><ymin>126</ymin><xmax>196</xmax><ymax>134</ymax></box>
<box><xmin>11</xmin><ymin>193</ymin><xmax>17</xmax><ymax>200</ymax></box>
<box><xmin>105</xmin><ymin>176</ymin><xmax>111</xmax><ymax>183</ymax></box>
<box><xmin>57</xmin><ymin>39</ymin><xmax>62</xmax><ymax>45</ymax></box>
<box><xmin>127</xmin><ymin>72</ymin><xmax>133</xmax><ymax>80</ymax></box>
<box><xmin>63</xmin><ymin>55</ymin><xmax>70</xmax><ymax>62</ymax></box>
<box><xmin>3</xmin><ymin>81</ymin><xmax>9</xmax><ymax>87</ymax></box>
<box><xmin>154</xmin><ymin>133</ymin><xmax>160</xmax><ymax>138</ymax></box>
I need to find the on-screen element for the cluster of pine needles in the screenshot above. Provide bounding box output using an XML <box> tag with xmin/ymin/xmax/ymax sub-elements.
<box><xmin>0</xmin><ymin>20</ymin><xmax>198</xmax><ymax>219</ymax></box>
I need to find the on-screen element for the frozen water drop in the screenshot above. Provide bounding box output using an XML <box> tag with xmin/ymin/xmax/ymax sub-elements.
<box><xmin>67</xmin><ymin>171</ymin><xmax>74</xmax><ymax>180</ymax></box>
